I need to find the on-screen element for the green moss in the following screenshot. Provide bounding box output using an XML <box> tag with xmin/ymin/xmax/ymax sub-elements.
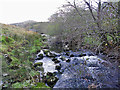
<box><xmin>9</xmin><ymin>56</ymin><xmax>20</xmax><ymax>66</ymax></box>
<box><xmin>12</xmin><ymin>82</ymin><xmax>23</xmax><ymax>88</ymax></box>
<box><xmin>32</xmin><ymin>82</ymin><xmax>50</xmax><ymax>88</ymax></box>
<box><xmin>1</xmin><ymin>35</ymin><xmax>14</xmax><ymax>44</ymax></box>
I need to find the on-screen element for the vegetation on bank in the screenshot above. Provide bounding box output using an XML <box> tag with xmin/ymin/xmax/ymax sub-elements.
<box><xmin>0</xmin><ymin>23</ymin><xmax>50</xmax><ymax>88</ymax></box>
<box><xmin>47</xmin><ymin>1</ymin><xmax>120</xmax><ymax>60</ymax></box>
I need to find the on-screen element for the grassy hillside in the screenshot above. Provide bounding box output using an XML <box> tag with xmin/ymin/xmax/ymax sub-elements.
<box><xmin>0</xmin><ymin>23</ymin><xmax>49</xmax><ymax>88</ymax></box>
<box><xmin>12</xmin><ymin>21</ymin><xmax>50</xmax><ymax>34</ymax></box>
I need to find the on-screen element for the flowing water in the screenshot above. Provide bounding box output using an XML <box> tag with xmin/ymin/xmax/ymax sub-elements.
<box><xmin>34</xmin><ymin>49</ymin><xmax>119</xmax><ymax>88</ymax></box>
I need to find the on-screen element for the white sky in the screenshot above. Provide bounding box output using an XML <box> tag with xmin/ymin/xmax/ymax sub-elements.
<box><xmin>0</xmin><ymin>0</ymin><xmax>67</xmax><ymax>24</ymax></box>
<box><xmin>0</xmin><ymin>0</ymin><xmax>114</xmax><ymax>24</ymax></box>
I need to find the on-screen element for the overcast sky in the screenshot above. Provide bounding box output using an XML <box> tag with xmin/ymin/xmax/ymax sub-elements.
<box><xmin>0</xmin><ymin>0</ymin><xmax>67</xmax><ymax>24</ymax></box>
<box><xmin>0</xmin><ymin>0</ymin><xmax>114</xmax><ymax>24</ymax></box>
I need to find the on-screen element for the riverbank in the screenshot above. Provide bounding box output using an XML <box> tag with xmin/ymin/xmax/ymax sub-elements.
<box><xmin>0</xmin><ymin>24</ymin><xmax>50</xmax><ymax>88</ymax></box>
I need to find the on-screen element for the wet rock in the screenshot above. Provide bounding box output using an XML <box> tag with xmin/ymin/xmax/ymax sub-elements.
<box><xmin>65</xmin><ymin>52</ymin><xmax>70</xmax><ymax>56</ymax></box>
<box><xmin>43</xmin><ymin>72</ymin><xmax>59</xmax><ymax>87</ymax></box>
<box><xmin>37</xmin><ymin>54</ymin><xmax>43</xmax><ymax>59</ymax></box>
<box><xmin>35</xmin><ymin>49</ymin><xmax>119</xmax><ymax>88</ymax></box>
<box><xmin>49</xmin><ymin>51</ymin><xmax>58</xmax><ymax>57</ymax></box>
<box><xmin>35</xmin><ymin>58</ymin><xmax>38</xmax><ymax>61</ymax></box>
<box><xmin>46</xmin><ymin>76</ymin><xmax>58</xmax><ymax>88</ymax></box>
<box><xmin>46</xmin><ymin>52</ymin><xmax>51</xmax><ymax>57</ymax></box>
<box><xmin>43</xmin><ymin>50</ymin><xmax>56</xmax><ymax>57</ymax></box>
<box><xmin>47</xmin><ymin>72</ymin><xmax>54</xmax><ymax>77</ymax></box>
<box><xmin>53</xmin><ymin>72</ymin><xmax>58</xmax><ymax>75</ymax></box>
<box><xmin>55</xmin><ymin>65</ymin><xmax>61</xmax><ymax>71</ymax></box>
<box><xmin>70</xmin><ymin>54</ymin><xmax>74</xmax><ymax>57</ymax></box>
<box><xmin>60</xmin><ymin>56</ymin><xmax>66</xmax><ymax>61</ymax></box>
<box><xmin>88</xmin><ymin>53</ymin><xmax>94</xmax><ymax>56</ymax></box>
<box><xmin>66</xmin><ymin>59</ymin><xmax>70</xmax><ymax>62</ymax></box>
<box><xmin>47</xmin><ymin>52</ymin><xmax>56</xmax><ymax>57</ymax></box>
<box><xmin>54</xmin><ymin>62</ymin><xmax>93</xmax><ymax>88</ymax></box>
<box><xmin>35</xmin><ymin>66</ymin><xmax>44</xmax><ymax>71</ymax></box>
<box><xmin>34</xmin><ymin>62</ymin><xmax>43</xmax><ymax>68</ymax></box>
<box><xmin>43</xmin><ymin>49</ymin><xmax>49</xmax><ymax>54</ymax></box>
<box><xmin>54</xmin><ymin>60</ymin><xmax>60</xmax><ymax>64</ymax></box>
<box><xmin>50</xmin><ymin>53</ymin><xmax>57</xmax><ymax>57</ymax></box>
<box><xmin>54</xmin><ymin>77</ymin><xmax>92</xmax><ymax>88</ymax></box>
<box><xmin>37</xmin><ymin>50</ymin><xmax>45</xmax><ymax>59</ymax></box>
<box><xmin>52</xmin><ymin>58</ymin><xmax>60</xmax><ymax>64</ymax></box>
<box><xmin>79</xmin><ymin>53</ymin><xmax>86</xmax><ymax>57</ymax></box>
<box><xmin>52</xmin><ymin>58</ymin><xmax>57</xmax><ymax>61</ymax></box>
<box><xmin>36</xmin><ymin>57</ymin><xmax>42</xmax><ymax>60</ymax></box>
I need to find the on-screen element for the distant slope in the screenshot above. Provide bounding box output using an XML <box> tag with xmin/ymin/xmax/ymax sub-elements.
<box><xmin>11</xmin><ymin>20</ymin><xmax>50</xmax><ymax>34</ymax></box>
<box><xmin>11</xmin><ymin>20</ymin><xmax>37</xmax><ymax>26</ymax></box>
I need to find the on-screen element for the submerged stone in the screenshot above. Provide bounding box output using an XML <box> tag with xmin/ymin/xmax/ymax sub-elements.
<box><xmin>87</xmin><ymin>53</ymin><xmax>94</xmax><ymax>56</ymax></box>
<box><xmin>38</xmin><ymin>54</ymin><xmax>43</xmax><ymax>59</ymax></box>
<box><xmin>47</xmin><ymin>72</ymin><xmax>54</xmax><ymax>77</ymax></box>
<box><xmin>66</xmin><ymin>59</ymin><xmax>70</xmax><ymax>62</ymax></box>
<box><xmin>52</xmin><ymin>58</ymin><xmax>57</xmax><ymax>61</ymax></box>
<box><xmin>35</xmin><ymin>66</ymin><xmax>44</xmax><ymax>71</ymax></box>
<box><xmin>55</xmin><ymin>65</ymin><xmax>61</xmax><ymax>71</ymax></box>
<box><xmin>43</xmin><ymin>49</ymin><xmax>49</xmax><ymax>55</ymax></box>
<box><xmin>79</xmin><ymin>53</ymin><xmax>86</xmax><ymax>57</ymax></box>
<box><xmin>53</xmin><ymin>60</ymin><xmax>60</xmax><ymax>64</ymax></box>
<box><xmin>60</xmin><ymin>56</ymin><xmax>66</xmax><ymax>61</ymax></box>
<box><xmin>65</xmin><ymin>52</ymin><xmax>70</xmax><ymax>56</ymax></box>
<box><xmin>46</xmin><ymin>76</ymin><xmax>58</xmax><ymax>88</ymax></box>
<box><xmin>70</xmin><ymin>54</ymin><xmax>74</xmax><ymax>57</ymax></box>
<box><xmin>34</xmin><ymin>62</ymin><xmax>43</xmax><ymax>67</ymax></box>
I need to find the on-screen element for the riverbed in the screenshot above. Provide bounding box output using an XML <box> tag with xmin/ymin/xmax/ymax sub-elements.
<box><xmin>34</xmin><ymin>49</ymin><xmax>119</xmax><ymax>88</ymax></box>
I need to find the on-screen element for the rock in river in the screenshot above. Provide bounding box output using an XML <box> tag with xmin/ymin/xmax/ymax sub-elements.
<box><xmin>34</xmin><ymin>62</ymin><xmax>43</xmax><ymax>68</ymax></box>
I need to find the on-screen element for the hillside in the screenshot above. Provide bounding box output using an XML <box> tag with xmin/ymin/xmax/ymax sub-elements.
<box><xmin>0</xmin><ymin>23</ymin><xmax>49</xmax><ymax>88</ymax></box>
<box><xmin>11</xmin><ymin>21</ymin><xmax>50</xmax><ymax>34</ymax></box>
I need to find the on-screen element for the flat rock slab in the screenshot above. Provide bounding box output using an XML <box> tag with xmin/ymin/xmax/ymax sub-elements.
<box><xmin>54</xmin><ymin>58</ymin><xmax>119</xmax><ymax>88</ymax></box>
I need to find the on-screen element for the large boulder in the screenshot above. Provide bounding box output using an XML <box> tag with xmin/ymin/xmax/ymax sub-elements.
<box><xmin>54</xmin><ymin>64</ymin><xmax>94</xmax><ymax>88</ymax></box>
<box><xmin>54</xmin><ymin>56</ymin><xmax>119</xmax><ymax>88</ymax></box>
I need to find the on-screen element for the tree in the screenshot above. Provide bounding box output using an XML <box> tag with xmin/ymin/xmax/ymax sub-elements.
<box><xmin>65</xmin><ymin>0</ymin><xmax>119</xmax><ymax>49</ymax></box>
<box><xmin>48</xmin><ymin>0</ymin><xmax>119</xmax><ymax>56</ymax></box>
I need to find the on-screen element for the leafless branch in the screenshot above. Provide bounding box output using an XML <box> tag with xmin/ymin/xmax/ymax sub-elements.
<box><xmin>83</xmin><ymin>0</ymin><xmax>96</xmax><ymax>21</ymax></box>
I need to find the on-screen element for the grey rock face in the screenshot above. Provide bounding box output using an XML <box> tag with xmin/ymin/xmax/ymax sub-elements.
<box><xmin>35</xmin><ymin>50</ymin><xmax>119</xmax><ymax>88</ymax></box>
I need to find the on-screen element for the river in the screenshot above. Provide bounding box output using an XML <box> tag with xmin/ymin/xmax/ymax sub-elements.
<box><xmin>34</xmin><ymin>48</ymin><xmax>119</xmax><ymax>88</ymax></box>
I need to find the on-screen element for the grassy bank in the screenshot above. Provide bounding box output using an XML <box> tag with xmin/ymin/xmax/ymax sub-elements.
<box><xmin>0</xmin><ymin>23</ymin><xmax>49</xmax><ymax>88</ymax></box>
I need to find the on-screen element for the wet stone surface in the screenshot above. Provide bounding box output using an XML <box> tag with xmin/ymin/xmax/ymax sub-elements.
<box><xmin>34</xmin><ymin>49</ymin><xmax>119</xmax><ymax>88</ymax></box>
